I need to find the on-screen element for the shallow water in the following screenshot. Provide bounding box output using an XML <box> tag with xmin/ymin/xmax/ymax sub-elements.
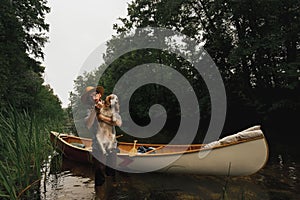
<box><xmin>40</xmin><ymin>144</ymin><xmax>299</xmax><ymax>200</ymax></box>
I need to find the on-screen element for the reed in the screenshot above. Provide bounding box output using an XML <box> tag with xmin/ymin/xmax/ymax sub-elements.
<box><xmin>220</xmin><ymin>163</ymin><xmax>247</xmax><ymax>200</ymax></box>
<box><xmin>221</xmin><ymin>163</ymin><xmax>231</xmax><ymax>200</ymax></box>
<box><xmin>0</xmin><ymin>107</ymin><xmax>63</xmax><ymax>199</ymax></box>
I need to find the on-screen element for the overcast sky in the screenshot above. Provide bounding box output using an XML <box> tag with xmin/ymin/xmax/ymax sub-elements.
<box><xmin>43</xmin><ymin>0</ymin><xmax>130</xmax><ymax>107</ymax></box>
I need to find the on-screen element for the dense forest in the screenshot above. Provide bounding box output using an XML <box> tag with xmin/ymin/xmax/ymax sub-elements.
<box><xmin>71</xmin><ymin>0</ymin><xmax>299</xmax><ymax>143</ymax></box>
<box><xmin>0</xmin><ymin>0</ymin><xmax>64</xmax><ymax>118</ymax></box>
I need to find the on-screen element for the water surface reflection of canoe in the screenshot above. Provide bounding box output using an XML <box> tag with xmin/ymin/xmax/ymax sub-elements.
<box><xmin>50</xmin><ymin>126</ymin><xmax>268</xmax><ymax>176</ymax></box>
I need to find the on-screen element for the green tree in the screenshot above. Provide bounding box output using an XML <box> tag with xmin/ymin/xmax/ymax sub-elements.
<box><xmin>0</xmin><ymin>0</ymin><xmax>50</xmax><ymax>111</ymax></box>
<box><xmin>113</xmin><ymin>0</ymin><xmax>299</xmax><ymax>135</ymax></box>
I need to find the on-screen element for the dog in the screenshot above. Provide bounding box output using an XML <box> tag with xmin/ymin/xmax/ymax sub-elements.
<box><xmin>95</xmin><ymin>94</ymin><xmax>122</xmax><ymax>155</ymax></box>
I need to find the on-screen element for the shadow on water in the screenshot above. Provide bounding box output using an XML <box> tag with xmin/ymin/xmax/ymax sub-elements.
<box><xmin>40</xmin><ymin>155</ymin><xmax>96</xmax><ymax>200</ymax></box>
<box><xmin>40</xmin><ymin>144</ymin><xmax>299</xmax><ymax>200</ymax></box>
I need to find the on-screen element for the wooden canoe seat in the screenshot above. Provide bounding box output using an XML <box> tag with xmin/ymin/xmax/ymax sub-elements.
<box><xmin>143</xmin><ymin>145</ymin><xmax>164</xmax><ymax>154</ymax></box>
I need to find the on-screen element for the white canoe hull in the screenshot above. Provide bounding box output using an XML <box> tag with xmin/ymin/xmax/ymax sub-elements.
<box><xmin>116</xmin><ymin>136</ymin><xmax>268</xmax><ymax>176</ymax></box>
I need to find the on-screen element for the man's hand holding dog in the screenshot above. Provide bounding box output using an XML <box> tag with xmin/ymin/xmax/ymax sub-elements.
<box><xmin>94</xmin><ymin>100</ymin><xmax>104</xmax><ymax>113</ymax></box>
<box><xmin>97</xmin><ymin>113</ymin><xmax>122</xmax><ymax>127</ymax></box>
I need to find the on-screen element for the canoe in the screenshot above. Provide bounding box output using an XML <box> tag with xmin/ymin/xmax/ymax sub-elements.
<box><xmin>50</xmin><ymin>125</ymin><xmax>268</xmax><ymax>176</ymax></box>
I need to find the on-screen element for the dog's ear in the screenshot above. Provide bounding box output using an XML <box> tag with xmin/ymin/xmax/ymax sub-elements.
<box><xmin>105</xmin><ymin>95</ymin><xmax>112</xmax><ymax>107</ymax></box>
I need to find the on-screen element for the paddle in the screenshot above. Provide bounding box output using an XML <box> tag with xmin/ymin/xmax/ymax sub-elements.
<box><xmin>129</xmin><ymin>140</ymin><xmax>138</xmax><ymax>157</ymax></box>
<box><xmin>116</xmin><ymin>134</ymin><xmax>123</xmax><ymax>139</ymax></box>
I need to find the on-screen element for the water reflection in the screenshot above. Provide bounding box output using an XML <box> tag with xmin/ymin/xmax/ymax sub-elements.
<box><xmin>40</xmin><ymin>156</ymin><xmax>96</xmax><ymax>200</ymax></box>
<box><xmin>40</xmin><ymin>150</ymin><xmax>299</xmax><ymax>200</ymax></box>
<box><xmin>258</xmin><ymin>147</ymin><xmax>299</xmax><ymax>199</ymax></box>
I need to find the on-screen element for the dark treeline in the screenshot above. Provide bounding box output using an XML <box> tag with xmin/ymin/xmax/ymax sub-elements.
<box><xmin>0</xmin><ymin>0</ymin><xmax>65</xmax><ymax>119</ymax></box>
<box><xmin>70</xmin><ymin>0</ymin><xmax>299</xmax><ymax>143</ymax></box>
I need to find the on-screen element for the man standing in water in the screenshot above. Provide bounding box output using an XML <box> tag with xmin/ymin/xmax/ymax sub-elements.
<box><xmin>81</xmin><ymin>86</ymin><xmax>119</xmax><ymax>199</ymax></box>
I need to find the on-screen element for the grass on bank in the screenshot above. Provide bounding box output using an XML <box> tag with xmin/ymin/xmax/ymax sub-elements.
<box><xmin>0</xmin><ymin>107</ymin><xmax>64</xmax><ymax>199</ymax></box>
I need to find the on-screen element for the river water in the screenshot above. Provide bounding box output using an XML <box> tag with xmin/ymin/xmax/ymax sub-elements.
<box><xmin>40</xmin><ymin>142</ymin><xmax>299</xmax><ymax>200</ymax></box>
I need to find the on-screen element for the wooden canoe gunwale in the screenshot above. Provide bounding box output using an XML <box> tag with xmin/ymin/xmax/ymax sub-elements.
<box><xmin>50</xmin><ymin>131</ymin><xmax>265</xmax><ymax>156</ymax></box>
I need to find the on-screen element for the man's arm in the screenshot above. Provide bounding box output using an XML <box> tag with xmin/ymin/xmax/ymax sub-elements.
<box><xmin>97</xmin><ymin>113</ymin><xmax>122</xmax><ymax>127</ymax></box>
<box><xmin>85</xmin><ymin>108</ymin><xmax>97</xmax><ymax>129</ymax></box>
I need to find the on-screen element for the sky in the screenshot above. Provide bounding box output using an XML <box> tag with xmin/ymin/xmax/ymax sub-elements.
<box><xmin>43</xmin><ymin>0</ymin><xmax>130</xmax><ymax>108</ymax></box>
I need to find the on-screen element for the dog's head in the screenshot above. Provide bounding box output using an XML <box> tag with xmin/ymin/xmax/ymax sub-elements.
<box><xmin>104</xmin><ymin>94</ymin><xmax>120</xmax><ymax>113</ymax></box>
